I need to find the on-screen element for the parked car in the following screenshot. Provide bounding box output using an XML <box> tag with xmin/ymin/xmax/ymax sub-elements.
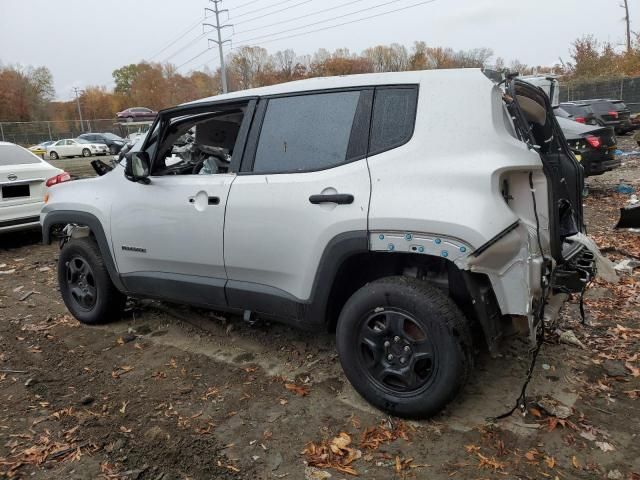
<box><xmin>28</xmin><ymin>140</ymin><xmax>56</xmax><ymax>156</ymax></box>
<box><xmin>557</xmin><ymin>102</ymin><xmax>597</xmax><ymax>125</ymax></box>
<box><xmin>47</xmin><ymin>139</ymin><xmax>109</xmax><ymax>160</ymax></box>
<box><xmin>580</xmin><ymin>99</ymin><xmax>633</xmax><ymax>134</ymax></box>
<box><xmin>42</xmin><ymin>70</ymin><xmax>598</xmax><ymax>418</ymax></box>
<box><xmin>116</xmin><ymin>107</ymin><xmax>157</xmax><ymax>121</ymax></box>
<box><xmin>557</xmin><ymin>117</ymin><xmax>620</xmax><ymax>176</ymax></box>
<box><xmin>78</xmin><ymin>133</ymin><xmax>126</xmax><ymax>155</ymax></box>
<box><xmin>1</xmin><ymin>142</ymin><xmax>67</xmax><ymax>233</ymax></box>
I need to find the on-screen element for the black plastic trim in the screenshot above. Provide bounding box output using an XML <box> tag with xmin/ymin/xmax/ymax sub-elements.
<box><xmin>41</xmin><ymin>210</ymin><xmax>126</xmax><ymax>292</ymax></box>
<box><xmin>0</xmin><ymin>216</ymin><xmax>40</xmax><ymax>228</ymax></box>
<box><xmin>121</xmin><ymin>272</ymin><xmax>227</xmax><ymax>308</ymax></box>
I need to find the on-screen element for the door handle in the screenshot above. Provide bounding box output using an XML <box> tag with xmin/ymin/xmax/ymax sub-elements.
<box><xmin>188</xmin><ymin>196</ymin><xmax>220</xmax><ymax>205</ymax></box>
<box><xmin>309</xmin><ymin>194</ymin><xmax>354</xmax><ymax>205</ymax></box>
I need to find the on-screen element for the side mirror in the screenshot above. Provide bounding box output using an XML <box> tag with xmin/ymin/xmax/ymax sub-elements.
<box><xmin>125</xmin><ymin>151</ymin><xmax>151</xmax><ymax>184</ymax></box>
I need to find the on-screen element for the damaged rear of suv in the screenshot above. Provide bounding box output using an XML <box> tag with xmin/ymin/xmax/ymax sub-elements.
<box><xmin>42</xmin><ymin>69</ymin><xmax>602</xmax><ymax>418</ymax></box>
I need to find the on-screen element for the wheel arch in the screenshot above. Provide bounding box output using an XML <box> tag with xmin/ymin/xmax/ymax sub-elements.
<box><xmin>42</xmin><ymin>210</ymin><xmax>125</xmax><ymax>292</ymax></box>
<box><xmin>309</xmin><ymin>236</ymin><xmax>504</xmax><ymax>353</ymax></box>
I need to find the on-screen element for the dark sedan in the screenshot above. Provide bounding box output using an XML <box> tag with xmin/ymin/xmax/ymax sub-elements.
<box><xmin>557</xmin><ymin>117</ymin><xmax>620</xmax><ymax>176</ymax></box>
<box><xmin>116</xmin><ymin>107</ymin><xmax>158</xmax><ymax>121</ymax></box>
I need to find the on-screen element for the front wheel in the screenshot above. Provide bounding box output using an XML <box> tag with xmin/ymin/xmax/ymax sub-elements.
<box><xmin>49</xmin><ymin>151</ymin><xmax>59</xmax><ymax>160</ymax></box>
<box><xmin>336</xmin><ymin>276</ymin><xmax>472</xmax><ymax>419</ymax></box>
<box><xmin>82</xmin><ymin>148</ymin><xmax>91</xmax><ymax>157</ymax></box>
<box><xmin>109</xmin><ymin>145</ymin><xmax>117</xmax><ymax>155</ymax></box>
<box><xmin>58</xmin><ymin>237</ymin><xmax>126</xmax><ymax>325</ymax></box>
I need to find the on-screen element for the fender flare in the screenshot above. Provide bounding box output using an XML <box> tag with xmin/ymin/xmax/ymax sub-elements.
<box><xmin>42</xmin><ymin>210</ymin><xmax>125</xmax><ymax>292</ymax></box>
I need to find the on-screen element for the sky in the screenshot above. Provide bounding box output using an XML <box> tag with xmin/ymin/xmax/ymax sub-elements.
<box><xmin>0</xmin><ymin>0</ymin><xmax>629</xmax><ymax>100</ymax></box>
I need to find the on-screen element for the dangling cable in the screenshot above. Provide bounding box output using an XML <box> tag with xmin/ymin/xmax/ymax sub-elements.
<box><xmin>490</xmin><ymin>172</ymin><xmax>550</xmax><ymax>421</ymax></box>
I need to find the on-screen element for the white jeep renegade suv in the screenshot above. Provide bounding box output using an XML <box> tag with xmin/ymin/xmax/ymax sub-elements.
<box><xmin>41</xmin><ymin>69</ymin><xmax>596</xmax><ymax>418</ymax></box>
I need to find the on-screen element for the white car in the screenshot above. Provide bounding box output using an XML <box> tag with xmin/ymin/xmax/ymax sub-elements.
<box><xmin>1</xmin><ymin>142</ymin><xmax>67</xmax><ymax>233</ymax></box>
<box><xmin>47</xmin><ymin>139</ymin><xmax>109</xmax><ymax>160</ymax></box>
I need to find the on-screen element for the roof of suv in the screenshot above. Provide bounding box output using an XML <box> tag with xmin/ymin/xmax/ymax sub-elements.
<box><xmin>190</xmin><ymin>68</ymin><xmax>487</xmax><ymax>105</ymax></box>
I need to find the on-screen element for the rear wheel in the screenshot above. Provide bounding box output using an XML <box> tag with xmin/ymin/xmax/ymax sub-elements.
<box><xmin>49</xmin><ymin>151</ymin><xmax>59</xmax><ymax>160</ymax></box>
<box><xmin>109</xmin><ymin>145</ymin><xmax>118</xmax><ymax>155</ymax></box>
<box><xmin>58</xmin><ymin>237</ymin><xmax>125</xmax><ymax>325</ymax></box>
<box><xmin>82</xmin><ymin>148</ymin><xmax>91</xmax><ymax>157</ymax></box>
<box><xmin>336</xmin><ymin>276</ymin><xmax>472</xmax><ymax>419</ymax></box>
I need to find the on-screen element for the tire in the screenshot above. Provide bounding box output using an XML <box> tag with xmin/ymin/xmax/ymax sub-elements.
<box><xmin>336</xmin><ymin>276</ymin><xmax>472</xmax><ymax>419</ymax></box>
<box><xmin>109</xmin><ymin>145</ymin><xmax>117</xmax><ymax>155</ymax></box>
<box><xmin>82</xmin><ymin>148</ymin><xmax>91</xmax><ymax>157</ymax></box>
<box><xmin>49</xmin><ymin>151</ymin><xmax>59</xmax><ymax>160</ymax></box>
<box><xmin>58</xmin><ymin>237</ymin><xmax>126</xmax><ymax>325</ymax></box>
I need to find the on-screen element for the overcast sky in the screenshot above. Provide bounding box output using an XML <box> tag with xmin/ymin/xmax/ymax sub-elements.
<box><xmin>0</xmin><ymin>0</ymin><xmax>629</xmax><ymax>100</ymax></box>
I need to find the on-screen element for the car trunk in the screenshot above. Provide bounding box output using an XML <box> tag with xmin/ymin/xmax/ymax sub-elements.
<box><xmin>507</xmin><ymin>79</ymin><xmax>585</xmax><ymax>263</ymax></box>
<box><xmin>0</xmin><ymin>164</ymin><xmax>52</xmax><ymax>207</ymax></box>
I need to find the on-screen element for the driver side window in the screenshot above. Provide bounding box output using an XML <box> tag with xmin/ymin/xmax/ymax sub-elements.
<box><xmin>149</xmin><ymin>102</ymin><xmax>250</xmax><ymax>177</ymax></box>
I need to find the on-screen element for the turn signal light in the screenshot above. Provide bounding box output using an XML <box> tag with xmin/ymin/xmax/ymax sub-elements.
<box><xmin>46</xmin><ymin>172</ymin><xmax>71</xmax><ymax>187</ymax></box>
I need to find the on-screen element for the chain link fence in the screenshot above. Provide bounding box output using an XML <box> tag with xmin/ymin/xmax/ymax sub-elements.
<box><xmin>559</xmin><ymin>76</ymin><xmax>640</xmax><ymax>113</ymax></box>
<box><xmin>0</xmin><ymin>119</ymin><xmax>129</xmax><ymax>146</ymax></box>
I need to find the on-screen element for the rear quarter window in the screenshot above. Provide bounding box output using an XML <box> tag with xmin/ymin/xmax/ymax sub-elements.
<box><xmin>0</xmin><ymin>145</ymin><xmax>41</xmax><ymax>166</ymax></box>
<box><xmin>369</xmin><ymin>87</ymin><xmax>418</xmax><ymax>155</ymax></box>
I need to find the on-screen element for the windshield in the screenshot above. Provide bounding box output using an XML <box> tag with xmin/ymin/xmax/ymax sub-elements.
<box><xmin>613</xmin><ymin>102</ymin><xmax>628</xmax><ymax>110</ymax></box>
<box><xmin>0</xmin><ymin>144</ymin><xmax>42</xmax><ymax>166</ymax></box>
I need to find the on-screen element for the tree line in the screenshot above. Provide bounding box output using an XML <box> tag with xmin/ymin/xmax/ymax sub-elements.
<box><xmin>2</xmin><ymin>35</ymin><xmax>640</xmax><ymax>124</ymax></box>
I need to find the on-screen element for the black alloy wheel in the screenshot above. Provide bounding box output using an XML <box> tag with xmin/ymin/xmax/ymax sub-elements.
<box><xmin>65</xmin><ymin>256</ymin><xmax>97</xmax><ymax>311</ymax></box>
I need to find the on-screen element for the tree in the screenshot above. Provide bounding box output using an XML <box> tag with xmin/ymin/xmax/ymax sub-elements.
<box><xmin>113</xmin><ymin>64</ymin><xmax>144</xmax><ymax>96</ymax></box>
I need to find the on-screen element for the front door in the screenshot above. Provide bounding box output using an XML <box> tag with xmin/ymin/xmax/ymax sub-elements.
<box><xmin>224</xmin><ymin>90</ymin><xmax>372</xmax><ymax>317</ymax></box>
<box><xmin>110</xmin><ymin>99</ymin><xmax>255</xmax><ymax>308</ymax></box>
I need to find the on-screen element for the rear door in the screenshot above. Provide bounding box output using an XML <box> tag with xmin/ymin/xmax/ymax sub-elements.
<box><xmin>224</xmin><ymin>89</ymin><xmax>372</xmax><ymax>315</ymax></box>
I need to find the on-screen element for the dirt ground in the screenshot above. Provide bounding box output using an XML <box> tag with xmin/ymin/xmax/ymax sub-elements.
<box><xmin>1</xmin><ymin>139</ymin><xmax>640</xmax><ymax>480</ymax></box>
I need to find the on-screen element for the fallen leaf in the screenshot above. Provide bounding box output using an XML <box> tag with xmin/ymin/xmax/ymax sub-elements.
<box><xmin>544</xmin><ymin>456</ymin><xmax>556</xmax><ymax>468</ymax></box>
<box><xmin>119</xmin><ymin>426</ymin><xmax>132</xmax><ymax>433</ymax></box>
<box><xmin>525</xmin><ymin>449</ymin><xmax>538</xmax><ymax>462</ymax></box>
<box><xmin>119</xmin><ymin>401</ymin><xmax>129</xmax><ymax>414</ymax></box>
<box><xmin>572</xmin><ymin>455</ymin><xmax>580</xmax><ymax>469</ymax></box>
<box><xmin>595</xmin><ymin>441</ymin><xmax>615</xmax><ymax>452</ymax></box>
<box><xmin>284</xmin><ymin>383</ymin><xmax>310</xmax><ymax>396</ymax></box>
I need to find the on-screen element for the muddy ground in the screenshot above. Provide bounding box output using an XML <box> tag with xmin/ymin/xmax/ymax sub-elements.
<box><xmin>1</xmin><ymin>139</ymin><xmax>640</xmax><ymax>479</ymax></box>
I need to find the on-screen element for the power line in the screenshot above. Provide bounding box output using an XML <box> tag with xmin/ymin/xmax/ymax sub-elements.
<box><xmin>230</xmin><ymin>0</ymin><xmax>302</xmax><ymax>19</ymax></box>
<box><xmin>188</xmin><ymin>0</ymin><xmax>438</xmax><ymax>72</ymax></box>
<box><xmin>232</xmin><ymin>0</ymin><xmax>263</xmax><ymax>9</ymax></box>
<box><xmin>234</xmin><ymin>0</ymin><xmax>406</xmax><ymax>44</ymax></box>
<box><xmin>234</xmin><ymin>0</ymin><xmax>438</xmax><ymax>49</ymax></box>
<box><xmin>176</xmin><ymin>47</ymin><xmax>214</xmax><ymax>70</ymax></box>
<box><xmin>161</xmin><ymin>32</ymin><xmax>208</xmax><ymax>63</ymax></box>
<box><xmin>233</xmin><ymin>0</ymin><xmax>367</xmax><ymax>35</ymax></box>
<box><xmin>148</xmin><ymin>16</ymin><xmax>208</xmax><ymax>60</ymax></box>
<box><xmin>232</xmin><ymin>0</ymin><xmax>313</xmax><ymax>26</ymax></box>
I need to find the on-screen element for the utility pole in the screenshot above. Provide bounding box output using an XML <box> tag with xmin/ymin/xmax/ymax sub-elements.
<box><xmin>622</xmin><ymin>0</ymin><xmax>632</xmax><ymax>53</ymax></box>
<box><xmin>72</xmin><ymin>87</ymin><xmax>85</xmax><ymax>132</ymax></box>
<box><xmin>204</xmin><ymin>0</ymin><xmax>233</xmax><ymax>94</ymax></box>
